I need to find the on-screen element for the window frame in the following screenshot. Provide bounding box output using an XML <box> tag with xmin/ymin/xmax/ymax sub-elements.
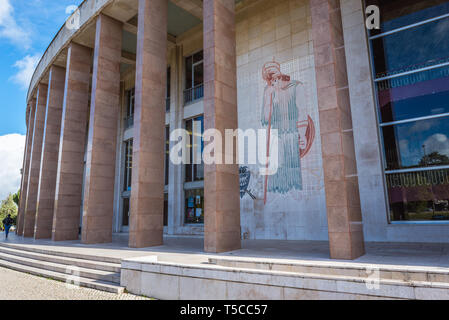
<box><xmin>184</xmin><ymin>50</ymin><xmax>204</xmax><ymax>104</ymax></box>
<box><xmin>123</xmin><ymin>138</ymin><xmax>133</xmax><ymax>193</ymax></box>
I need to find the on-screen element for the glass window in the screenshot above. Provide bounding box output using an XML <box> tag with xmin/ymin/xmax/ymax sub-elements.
<box><xmin>366</xmin><ymin>0</ymin><xmax>449</xmax><ymax>222</ymax></box>
<box><xmin>185</xmin><ymin>189</ymin><xmax>204</xmax><ymax>224</ymax></box>
<box><xmin>185</xmin><ymin>55</ymin><xmax>193</xmax><ymax>90</ymax></box>
<box><xmin>125</xmin><ymin>88</ymin><xmax>135</xmax><ymax>129</ymax></box>
<box><xmin>167</xmin><ymin>67</ymin><xmax>171</xmax><ymax>99</ymax></box>
<box><xmin>386</xmin><ymin>169</ymin><xmax>449</xmax><ymax>221</ymax></box>
<box><xmin>165</xmin><ymin>126</ymin><xmax>170</xmax><ymax>185</ymax></box>
<box><xmin>376</xmin><ymin>66</ymin><xmax>449</xmax><ymax>123</ymax></box>
<box><xmin>366</xmin><ymin>0</ymin><xmax>449</xmax><ymax>36</ymax></box>
<box><xmin>185</xmin><ymin>116</ymin><xmax>204</xmax><ymax>183</ymax></box>
<box><xmin>122</xmin><ymin>197</ymin><xmax>130</xmax><ymax>226</ymax></box>
<box><xmin>123</xmin><ymin>139</ymin><xmax>133</xmax><ymax>192</ymax></box>
<box><xmin>371</xmin><ymin>17</ymin><xmax>449</xmax><ymax>78</ymax></box>
<box><xmin>184</xmin><ymin>51</ymin><xmax>204</xmax><ymax>104</ymax></box>
<box><xmin>164</xmin><ymin>193</ymin><xmax>168</xmax><ymax>227</ymax></box>
<box><xmin>382</xmin><ymin>116</ymin><xmax>449</xmax><ymax>170</ymax></box>
<box><xmin>166</xmin><ymin>67</ymin><xmax>171</xmax><ymax>112</ymax></box>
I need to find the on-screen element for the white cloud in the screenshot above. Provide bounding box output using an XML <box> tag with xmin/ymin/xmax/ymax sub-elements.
<box><xmin>423</xmin><ymin>134</ymin><xmax>449</xmax><ymax>157</ymax></box>
<box><xmin>0</xmin><ymin>134</ymin><xmax>26</xmax><ymax>201</ymax></box>
<box><xmin>0</xmin><ymin>0</ymin><xmax>31</xmax><ymax>48</ymax></box>
<box><xmin>10</xmin><ymin>54</ymin><xmax>40</xmax><ymax>90</ymax></box>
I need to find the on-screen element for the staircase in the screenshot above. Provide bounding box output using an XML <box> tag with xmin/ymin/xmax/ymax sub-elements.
<box><xmin>206</xmin><ymin>256</ymin><xmax>449</xmax><ymax>299</ymax></box>
<box><xmin>209</xmin><ymin>256</ymin><xmax>449</xmax><ymax>283</ymax></box>
<box><xmin>0</xmin><ymin>242</ymin><xmax>124</xmax><ymax>293</ymax></box>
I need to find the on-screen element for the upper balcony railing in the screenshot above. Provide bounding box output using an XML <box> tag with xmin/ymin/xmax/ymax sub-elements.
<box><xmin>183</xmin><ymin>84</ymin><xmax>204</xmax><ymax>105</ymax></box>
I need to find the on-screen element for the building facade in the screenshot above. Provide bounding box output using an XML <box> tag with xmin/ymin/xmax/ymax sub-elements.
<box><xmin>16</xmin><ymin>0</ymin><xmax>449</xmax><ymax>260</ymax></box>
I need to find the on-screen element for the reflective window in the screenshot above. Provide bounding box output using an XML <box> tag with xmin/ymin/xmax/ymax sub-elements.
<box><xmin>382</xmin><ymin>116</ymin><xmax>449</xmax><ymax>170</ymax></box>
<box><xmin>386</xmin><ymin>169</ymin><xmax>449</xmax><ymax>221</ymax></box>
<box><xmin>185</xmin><ymin>51</ymin><xmax>203</xmax><ymax>90</ymax></box>
<box><xmin>166</xmin><ymin>67</ymin><xmax>171</xmax><ymax>112</ymax></box>
<box><xmin>122</xmin><ymin>197</ymin><xmax>130</xmax><ymax>227</ymax></box>
<box><xmin>366</xmin><ymin>0</ymin><xmax>449</xmax><ymax>221</ymax></box>
<box><xmin>164</xmin><ymin>193</ymin><xmax>168</xmax><ymax>227</ymax></box>
<box><xmin>125</xmin><ymin>88</ymin><xmax>135</xmax><ymax>129</ymax></box>
<box><xmin>367</xmin><ymin>0</ymin><xmax>449</xmax><ymax>36</ymax></box>
<box><xmin>165</xmin><ymin>126</ymin><xmax>170</xmax><ymax>185</ymax></box>
<box><xmin>184</xmin><ymin>51</ymin><xmax>204</xmax><ymax>104</ymax></box>
<box><xmin>185</xmin><ymin>116</ymin><xmax>204</xmax><ymax>183</ymax></box>
<box><xmin>376</xmin><ymin>66</ymin><xmax>449</xmax><ymax>123</ymax></box>
<box><xmin>123</xmin><ymin>139</ymin><xmax>133</xmax><ymax>192</ymax></box>
<box><xmin>371</xmin><ymin>17</ymin><xmax>449</xmax><ymax>78</ymax></box>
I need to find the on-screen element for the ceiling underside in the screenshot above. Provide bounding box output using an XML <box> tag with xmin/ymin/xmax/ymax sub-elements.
<box><xmin>29</xmin><ymin>0</ymin><xmax>247</xmax><ymax>99</ymax></box>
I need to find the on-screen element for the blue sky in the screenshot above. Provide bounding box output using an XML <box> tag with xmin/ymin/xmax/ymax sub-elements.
<box><xmin>0</xmin><ymin>0</ymin><xmax>83</xmax><ymax>200</ymax></box>
<box><xmin>0</xmin><ymin>0</ymin><xmax>83</xmax><ymax>136</ymax></box>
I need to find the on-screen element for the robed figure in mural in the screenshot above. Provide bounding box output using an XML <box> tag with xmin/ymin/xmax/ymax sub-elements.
<box><xmin>261</xmin><ymin>61</ymin><xmax>315</xmax><ymax>204</ymax></box>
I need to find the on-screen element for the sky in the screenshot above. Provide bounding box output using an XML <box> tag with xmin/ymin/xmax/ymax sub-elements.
<box><xmin>0</xmin><ymin>0</ymin><xmax>83</xmax><ymax>201</ymax></box>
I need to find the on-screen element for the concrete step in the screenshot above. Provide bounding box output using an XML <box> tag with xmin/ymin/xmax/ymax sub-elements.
<box><xmin>0</xmin><ymin>258</ymin><xmax>125</xmax><ymax>294</ymax></box>
<box><xmin>123</xmin><ymin>257</ymin><xmax>449</xmax><ymax>300</ymax></box>
<box><xmin>0</xmin><ymin>245</ymin><xmax>121</xmax><ymax>273</ymax></box>
<box><xmin>209</xmin><ymin>257</ymin><xmax>449</xmax><ymax>284</ymax></box>
<box><xmin>0</xmin><ymin>242</ymin><xmax>121</xmax><ymax>264</ymax></box>
<box><xmin>0</xmin><ymin>251</ymin><xmax>121</xmax><ymax>284</ymax></box>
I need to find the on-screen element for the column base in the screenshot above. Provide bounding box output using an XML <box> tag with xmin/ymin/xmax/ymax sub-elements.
<box><xmin>129</xmin><ymin>231</ymin><xmax>163</xmax><ymax>249</ymax></box>
<box><xmin>52</xmin><ymin>230</ymin><xmax>79</xmax><ymax>242</ymax></box>
<box><xmin>329</xmin><ymin>231</ymin><xmax>365</xmax><ymax>260</ymax></box>
<box><xmin>205</xmin><ymin>231</ymin><xmax>241</xmax><ymax>253</ymax></box>
<box><xmin>34</xmin><ymin>229</ymin><xmax>52</xmax><ymax>240</ymax></box>
<box><xmin>81</xmin><ymin>231</ymin><xmax>113</xmax><ymax>245</ymax></box>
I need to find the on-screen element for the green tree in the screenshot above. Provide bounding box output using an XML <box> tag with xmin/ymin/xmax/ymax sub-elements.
<box><xmin>419</xmin><ymin>152</ymin><xmax>449</xmax><ymax>166</ymax></box>
<box><xmin>12</xmin><ymin>189</ymin><xmax>20</xmax><ymax>207</ymax></box>
<box><xmin>0</xmin><ymin>194</ymin><xmax>18</xmax><ymax>229</ymax></box>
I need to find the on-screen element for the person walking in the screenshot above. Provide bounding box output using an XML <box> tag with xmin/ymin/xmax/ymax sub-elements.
<box><xmin>2</xmin><ymin>214</ymin><xmax>13</xmax><ymax>240</ymax></box>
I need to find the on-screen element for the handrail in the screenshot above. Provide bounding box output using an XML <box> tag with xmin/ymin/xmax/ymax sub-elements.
<box><xmin>183</xmin><ymin>83</ymin><xmax>204</xmax><ymax>105</ymax></box>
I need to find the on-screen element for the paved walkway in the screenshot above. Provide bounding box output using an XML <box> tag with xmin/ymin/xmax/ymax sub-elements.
<box><xmin>0</xmin><ymin>266</ymin><xmax>150</xmax><ymax>300</ymax></box>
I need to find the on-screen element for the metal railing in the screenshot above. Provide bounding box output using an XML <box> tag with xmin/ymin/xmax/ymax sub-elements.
<box><xmin>183</xmin><ymin>83</ymin><xmax>204</xmax><ymax>105</ymax></box>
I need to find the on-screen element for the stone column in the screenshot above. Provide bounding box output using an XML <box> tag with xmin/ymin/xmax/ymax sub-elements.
<box><xmin>310</xmin><ymin>0</ymin><xmax>365</xmax><ymax>259</ymax></box>
<box><xmin>81</xmin><ymin>14</ymin><xmax>122</xmax><ymax>244</ymax></box>
<box><xmin>23</xmin><ymin>84</ymin><xmax>48</xmax><ymax>237</ymax></box>
<box><xmin>129</xmin><ymin>0</ymin><xmax>167</xmax><ymax>248</ymax></box>
<box><xmin>203</xmin><ymin>0</ymin><xmax>241</xmax><ymax>253</ymax></box>
<box><xmin>34</xmin><ymin>66</ymin><xmax>66</xmax><ymax>239</ymax></box>
<box><xmin>52</xmin><ymin>43</ymin><xmax>92</xmax><ymax>241</ymax></box>
<box><xmin>17</xmin><ymin>99</ymin><xmax>36</xmax><ymax>235</ymax></box>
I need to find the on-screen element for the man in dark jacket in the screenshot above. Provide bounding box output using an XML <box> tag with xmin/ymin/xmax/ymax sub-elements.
<box><xmin>2</xmin><ymin>214</ymin><xmax>13</xmax><ymax>239</ymax></box>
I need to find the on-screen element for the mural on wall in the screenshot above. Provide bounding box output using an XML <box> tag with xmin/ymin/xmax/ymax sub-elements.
<box><xmin>260</xmin><ymin>60</ymin><xmax>316</xmax><ymax>205</ymax></box>
<box><xmin>239</xmin><ymin>166</ymin><xmax>256</xmax><ymax>200</ymax></box>
<box><xmin>235</xmin><ymin>0</ymin><xmax>327</xmax><ymax>240</ymax></box>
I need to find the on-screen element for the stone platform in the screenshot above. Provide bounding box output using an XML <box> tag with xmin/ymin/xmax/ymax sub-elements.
<box><xmin>2</xmin><ymin>233</ymin><xmax>449</xmax><ymax>299</ymax></box>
